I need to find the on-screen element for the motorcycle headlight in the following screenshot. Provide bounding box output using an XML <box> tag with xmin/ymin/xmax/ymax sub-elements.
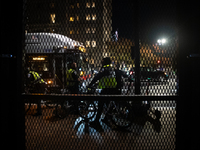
<box><xmin>47</xmin><ymin>80</ymin><xmax>53</xmax><ymax>84</ymax></box>
<box><xmin>80</xmin><ymin>71</ymin><xmax>84</xmax><ymax>76</ymax></box>
<box><xmin>164</xmin><ymin>72</ymin><xmax>169</xmax><ymax>77</ymax></box>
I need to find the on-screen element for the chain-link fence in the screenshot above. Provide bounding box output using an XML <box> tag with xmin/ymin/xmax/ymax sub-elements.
<box><xmin>23</xmin><ymin>0</ymin><xmax>178</xmax><ymax>149</ymax></box>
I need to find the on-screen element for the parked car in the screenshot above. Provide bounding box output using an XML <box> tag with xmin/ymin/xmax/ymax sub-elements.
<box><xmin>129</xmin><ymin>67</ymin><xmax>169</xmax><ymax>82</ymax></box>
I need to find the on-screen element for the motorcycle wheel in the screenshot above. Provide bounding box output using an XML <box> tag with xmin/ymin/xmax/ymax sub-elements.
<box><xmin>110</xmin><ymin>102</ymin><xmax>133</xmax><ymax>129</ymax></box>
<box><xmin>77</xmin><ymin>101</ymin><xmax>97</xmax><ymax>120</ymax></box>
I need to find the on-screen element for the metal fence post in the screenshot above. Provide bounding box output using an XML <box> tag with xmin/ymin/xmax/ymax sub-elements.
<box><xmin>133</xmin><ymin>0</ymin><xmax>140</xmax><ymax>95</ymax></box>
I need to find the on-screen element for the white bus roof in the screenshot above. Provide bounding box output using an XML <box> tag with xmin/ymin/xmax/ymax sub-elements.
<box><xmin>25</xmin><ymin>33</ymin><xmax>83</xmax><ymax>53</ymax></box>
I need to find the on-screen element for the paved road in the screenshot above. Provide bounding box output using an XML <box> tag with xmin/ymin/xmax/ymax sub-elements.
<box><xmin>121</xmin><ymin>78</ymin><xmax>177</xmax><ymax>96</ymax></box>
<box><xmin>25</xmin><ymin>101</ymin><xmax>176</xmax><ymax>150</ymax></box>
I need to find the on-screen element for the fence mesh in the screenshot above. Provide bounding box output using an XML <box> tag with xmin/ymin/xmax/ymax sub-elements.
<box><xmin>23</xmin><ymin>0</ymin><xmax>178</xmax><ymax>149</ymax></box>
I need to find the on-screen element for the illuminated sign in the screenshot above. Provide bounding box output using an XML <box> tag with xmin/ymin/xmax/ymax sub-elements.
<box><xmin>33</xmin><ymin>57</ymin><xmax>45</xmax><ymax>60</ymax></box>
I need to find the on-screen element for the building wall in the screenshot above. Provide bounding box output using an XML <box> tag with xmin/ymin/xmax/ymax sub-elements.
<box><xmin>25</xmin><ymin>0</ymin><xmax>112</xmax><ymax>67</ymax></box>
<box><xmin>105</xmin><ymin>39</ymin><xmax>176</xmax><ymax>70</ymax></box>
<box><xmin>105</xmin><ymin>38</ymin><xmax>134</xmax><ymax>69</ymax></box>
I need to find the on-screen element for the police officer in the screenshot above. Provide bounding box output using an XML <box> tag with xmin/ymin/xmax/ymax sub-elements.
<box><xmin>66</xmin><ymin>60</ymin><xmax>80</xmax><ymax>94</ymax></box>
<box><xmin>26</xmin><ymin>67</ymin><xmax>46</xmax><ymax>116</ymax></box>
<box><xmin>88</xmin><ymin>57</ymin><xmax>123</xmax><ymax>129</ymax></box>
<box><xmin>66</xmin><ymin>59</ymin><xmax>82</xmax><ymax>114</ymax></box>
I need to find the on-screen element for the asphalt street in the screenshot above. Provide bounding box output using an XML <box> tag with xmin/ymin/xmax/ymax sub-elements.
<box><xmin>121</xmin><ymin>78</ymin><xmax>177</xmax><ymax>96</ymax></box>
<box><xmin>25</xmin><ymin>100</ymin><xmax>176</xmax><ymax>150</ymax></box>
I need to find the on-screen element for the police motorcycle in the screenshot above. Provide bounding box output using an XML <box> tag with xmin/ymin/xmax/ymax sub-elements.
<box><xmin>77</xmin><ymin>66</ymin><xmax>134</xmax><ymax>128</ymax></box>
<box><xmin>54</xmin><ymin>69</ymin><xmax>99</xmax><ymax>119</ymax></box>
<box><xmin>82</xmin><ymin>74</ymin><xmax>161</xmax><ymax>131</ymax></box>
<box><xmin>123</xmin><ymin>78</ymin><xmax>162</xmax><ymax>132</ymax></box>
<box><xmin>72</xmin><ymin>68</ymin><xmax>136</xmax><ymax>128</ymax></box>
<box><xmin>24</xmin><ymin>71</ymin><xmax>55</xmax><ymax>114</ymax></box>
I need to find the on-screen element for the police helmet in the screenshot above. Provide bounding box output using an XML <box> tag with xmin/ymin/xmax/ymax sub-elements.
<box><xmin>102</xmin><ymin>57</ymin><xmax>111</xmax><ymax>66</ymax></box>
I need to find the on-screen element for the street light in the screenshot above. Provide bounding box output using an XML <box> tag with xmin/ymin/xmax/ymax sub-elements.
<box><xmin>162</xmin><ymin>39</ymin><xmax>166</xmax><ymax>44</ymax></box>
<box><xmin>157</xmin><ymin>38</ymin><xmax>167</xmax><ymax>45</ymax></box>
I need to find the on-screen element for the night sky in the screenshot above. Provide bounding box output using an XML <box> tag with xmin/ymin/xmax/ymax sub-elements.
<box><xmin>112</xmin><ymin>0</ymin><xmax>177</xmax><ymax>43</ymax></box>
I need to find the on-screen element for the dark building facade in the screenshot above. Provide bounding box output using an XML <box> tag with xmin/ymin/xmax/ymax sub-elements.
<box><xmin>25</xmin><ymin>0</ymin><xmax>112</xmax><ymax>66</ymax></box>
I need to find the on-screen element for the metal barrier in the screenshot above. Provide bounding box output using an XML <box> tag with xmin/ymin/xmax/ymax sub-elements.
<box><xmin>23</xmin><ymin>0</ymin><xmax>178</xmax><ymax>149</ymax></box>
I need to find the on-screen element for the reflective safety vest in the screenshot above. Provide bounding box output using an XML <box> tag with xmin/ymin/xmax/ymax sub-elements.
<box><xmin>98</xmin><ymin>65</ymin><xmax>117</xmax><ymax>89</ymax></box>
<box><xmin>66</xmin><ymin>69</ymin><xmax>75</xmax><ymax>87</ymax></box>
<box><xmin>29</xmin><ymin>71</ymin><xmax>45</xmax><ymax>84</ymax></box>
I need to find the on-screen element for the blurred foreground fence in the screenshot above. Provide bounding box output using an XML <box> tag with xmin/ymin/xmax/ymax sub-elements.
<box><xmin>22</xmin><ymin>0</ymin><xmax>179</xmax><ymax>149</ymax></box>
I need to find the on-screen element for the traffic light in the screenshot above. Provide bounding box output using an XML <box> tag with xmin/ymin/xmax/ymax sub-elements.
<box><xmin>157</xmin><ymin>60</ymin><xmax>161</xmax><ymax>64</ymax></box>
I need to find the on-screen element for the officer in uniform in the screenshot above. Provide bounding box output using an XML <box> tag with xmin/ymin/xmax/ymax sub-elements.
<box><xmin>26</xmin><ymin>67</ymin><xmax>46</xmax><ymax>116</ymax></box>
<box><xmin>88</xmin><ymin>57</ymin><xmax>124</xmax><ymax>129</ymax></box>
<box><xmin>66</xmin><ymin>59</ymin><xmax>82</xmax><ymax>114</ymax></box>
<box><xmin>66</xmin><ymin>60</ymin><xmax>80</xmax><ymax>94</ymax></box>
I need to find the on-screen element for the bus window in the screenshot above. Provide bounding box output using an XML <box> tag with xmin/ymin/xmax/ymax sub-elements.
<box><xmin>28</xmin><ymin>55</ymin><xmax>53</xmax><ymax>78</ymax></box>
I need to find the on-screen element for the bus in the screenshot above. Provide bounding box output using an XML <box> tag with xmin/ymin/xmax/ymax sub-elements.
<box><xmin>25</xmin><ymin>33</ymin><xmax>89</xmax><ymax>93</ymax></box>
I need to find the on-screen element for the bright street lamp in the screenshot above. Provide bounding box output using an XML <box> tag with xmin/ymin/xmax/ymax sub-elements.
<box><xmin>162</xmin><ymin>39</ymin><xmax>166</xmax><ymax>44</ymax></box>
<box><xmin>157</xmin><ymin>38</ymin><xmax>167</xmax><ymax>45</ymax></box>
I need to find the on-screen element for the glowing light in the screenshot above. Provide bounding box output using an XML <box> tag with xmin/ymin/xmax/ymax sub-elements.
<box><xmin>162</xmin><ymin>39</ymin><xmax>166</xmax><ymax>43</ymax></box>
<box><xmin>70</xmin><ymin>17</ymin><xmax>74</xmax><ymax>21</ymax></box>
<box><xmin>80</xmin><ymin>71</ymin><xmax>84</xmax><ymax>76</ymax></box>
<box><xmin>79</xmin><ymin>46</ymin><xmax>86</xmax><ymax>53</ymax></box>
<box><xmin>50</xmin><ymin>14</ymin><xmax>55</xmax><ymax>23</ymax></box>
<box><xmin>47</xmin><ymin>80</ymin><xmax>53</xmax><ymax>84</ymax></box>
<box><xmin>157</xmin><ymin>39</ymin><xmax>161</xmax><ymax>43</ymax></box>
<box><xmin>157</xmin><ymin>38</ymin><xmax>167</xmax><ymax>45</ymax></box>
<box><xmin>33</xmin><ymin>57</ymin><xmax>45</xmax><ymax>60</ymax></box>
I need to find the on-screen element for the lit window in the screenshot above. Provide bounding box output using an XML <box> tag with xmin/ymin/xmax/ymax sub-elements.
<box><xmin>92</xmin><ymin>14</ymin><xmax>96</xmax><ymax>20</ymax></box>
<box><xmin>50</xmin><ymin>14</ymin><xmax>56</xmax><ymax>23</ymax></box>
<box><xmin>86</xmin><ymin>28</ymin><xmax>90</xmax><ymax>34</ymax></box>
<box><xmin>77</xmin><ymin>3</ymin><xmax>80</xmax><ymax>8</ymax></box>
<box><xmin>86</xmin><ymin>28</ymin><xmax>96</xmax><ymax>34</ymax></box>
<box><xmin>77</xmin><ymin>29</ymin><xmax>79</xmax><ymax>34</ymax></box>
<box><xmin>86</xmin><ymin>14</ymin><xmax>91</xmax><ymax>20</ymax></box>
<box><xmin>86</xmin><ymin>2</ymin><xmax>90</xmax><ymax>8</ymax></box>
<box><xmin>76</xmin><ymin>15</ymin><xmax>79</xmax><ymax>21</ymax></box>
<box><xmin>86</xmin><ymin>41</ymin><xmax>90</xmax><ymax>47</ymax></box>
<box><xmin>92</xmin><ymin>2</ymin><xmax>95</xmax><ymax>8</ymax></box>
<box><xmin>91</xmin><ymin>28</ymin><xmax>96</xmax><ymax>33</ymax></box>
<box><xmin>70</xmin><ymin>17</ymin><xmax>74</xmax><ymax>21</ymax></box>
<box><xmin>91</xmin><ymin>41</ymin><xmax>96</xmax><ymax>47</ymax></box>
<box><xmin>70</xmin><ymin>30</ymin><xmax>74</xmax><ymax>34</ymax></box>
<box><xmin>86</xmin><ymin>2</ymin><xmax>95</xmax><ymax>8</ymax></box>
